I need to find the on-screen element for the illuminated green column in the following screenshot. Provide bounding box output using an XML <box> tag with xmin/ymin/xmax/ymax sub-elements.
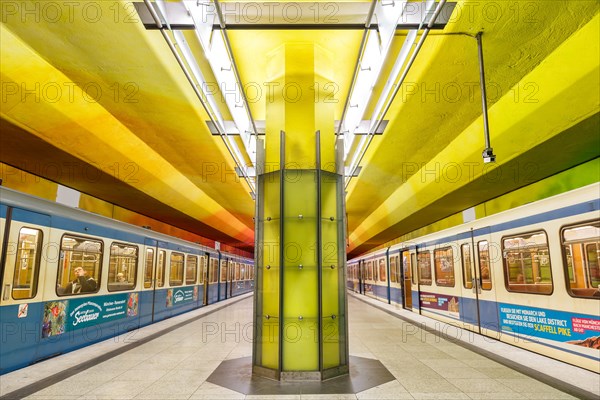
<box><xmin>252</xmin><ymin>43</ymin><xmax>349</xmax><ymax>381</ymax></box>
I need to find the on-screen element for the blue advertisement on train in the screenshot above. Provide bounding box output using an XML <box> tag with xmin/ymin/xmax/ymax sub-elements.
<box><xmin>499</xmin><ymin>303</ymin><xmax>600</xmax><ymax>349</ymax></box>
<box><xmin>41</xmin><ymin>293</ymin><xmax>139</xmax><ymax>338</ymax></box>
<box><xmin>166</xmin><ymin>286</ymin><xmax>198</xmax><ymax>307</ymax></box>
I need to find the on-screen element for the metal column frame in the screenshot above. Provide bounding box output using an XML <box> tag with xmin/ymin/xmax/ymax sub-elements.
<box><xmin>339</xmin><ymin>136</ymin><xmax>350</xmax><ymax>371</ymax></box>
<box><xmin>253</xmin><ymin>132</ymin><xmax>348</xmax><ymax>380</ymax></box>
<box><xmin>251</xmin><ymin>138</ymin><xmax>263</xmax><ymax>371</ymax></box>
<box><xmin>316</xmin><ymin>131</ymin><xmax>323</xmax><ymax>373</ymax></box>
<box><xmin>278</xmin><ymin>130</ymin><xmax>285</xmax><ymax>377</ymax></box>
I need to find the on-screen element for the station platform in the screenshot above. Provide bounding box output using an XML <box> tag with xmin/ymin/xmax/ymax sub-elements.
<box><xmin>1</xmin><ymin>293</ymin><xmax>598</xmax><ymax>400</ymax></box>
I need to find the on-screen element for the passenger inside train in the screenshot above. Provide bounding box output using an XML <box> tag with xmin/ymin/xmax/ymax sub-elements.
<box><xmin>57</xmin><ymin>267</ymin><xmax>97</xmax><ymax>295</ymax></box>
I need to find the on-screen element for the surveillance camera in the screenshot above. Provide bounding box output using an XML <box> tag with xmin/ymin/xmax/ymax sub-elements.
<box><xmin>482</xmin><ymin>148</ymin><xmax>496</xmax><ymax>164</ymax></box>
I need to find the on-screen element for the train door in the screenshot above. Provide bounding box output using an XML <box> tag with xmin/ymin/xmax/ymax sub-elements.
<box><xmin>202</xmin><ymin>254</ymin><xmax>208</xmax><ymax>306</ymax></box>
<box><xmin>358</xmin><ymin>259</ymin><xmax>365</xmax><ymax>294</ymax></box>
<box><xmin>409</xmin><ymin>249</ymin><xmax>420</xmax><ymax>313</ymax></box>
<box><xmin>400</xmin><ymin>249</ymin><xmax>413</xmax><ymax>310</ymax></box>
<box><xmin>140</xmin><ymin>238</ymin><xmax>158</xmax><ymax>325</ymax></box>
<box><xmin>461</xmin><ymin>228</ymin><xmax>499</xmax><ymax>334</ymax></box>
<box><xmin>153</xmin><ymin>241</ymin><xmax>168</xmax><ymax>322</ymax></box>
<box><xmin>207</xmin><ymin>255</ymin><xmax>218</xmax><ymax>304</ymax></box>
<box><xmin>472</xmin><ymin>228</ymin><xmax>500</xmax><ymax>335</ymax></box>
<box><xmin>457</xmin><ymin>235</ymin><xmax>480</xmax><ymax>331</ymax></box>
<box><xmin>219</xmin><ymin>257</ymin><xmax>228</xmax><ymax>301</ymax></box>
<box><xmin>228</xmin><ymin>260</ymin><xmax>234</xmax><ymax>298</ymax></box>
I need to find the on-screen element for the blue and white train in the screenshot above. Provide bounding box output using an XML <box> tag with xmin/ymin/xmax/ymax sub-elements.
<box><xmin>348</xmin><ymin>183</ymin><xmax>599</xmax><ymax>372</ymax></box>
<box><xmin>0</xmin><ymin>186</ymin><xmax>254</xmax><ymax>374</ymax></box>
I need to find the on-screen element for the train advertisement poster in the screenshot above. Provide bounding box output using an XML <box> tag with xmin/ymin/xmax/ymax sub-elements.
<box><xmin>419</xmin><ymin>291</ymin><xmax>460</xmax><ymax>320</ymax></box>
<box><xmin>42</xmin><ymin>293</ymin><xmax>139</xmax><ymax>338</ymax></box>
<box><xmin>166</xmin><ymin>286</ymin><xmax>197</xmax><ymax>308</ymax></box>
<box><xmin>499</xmin><ymin>303</ymin><xmax>600</xmax><ymax>350</ymax></box>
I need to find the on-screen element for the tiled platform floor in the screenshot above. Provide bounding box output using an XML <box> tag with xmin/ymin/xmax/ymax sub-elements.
<box><xmin>0</xmin><ymin>293</ymin><xmax>597</xmax><ymax>400</ymax></box>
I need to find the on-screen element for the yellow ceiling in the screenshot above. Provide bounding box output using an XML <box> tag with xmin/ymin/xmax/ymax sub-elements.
<box><xmin>1</xmin><ymin>1</ymin><xmax>598</xmax><ymax>253</ymax></box>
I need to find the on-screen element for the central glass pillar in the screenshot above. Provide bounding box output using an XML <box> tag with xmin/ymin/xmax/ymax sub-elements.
<box><xmin>252</xmin><ymin>43</ymin><xmax>349</xmax><ymax>381</ymax></box>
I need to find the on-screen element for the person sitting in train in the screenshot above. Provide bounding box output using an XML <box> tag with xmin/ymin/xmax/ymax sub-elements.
<box><xmin>57</xmin><ymin>267</ymin><xmax>97</xmax><ymax>294</ymax></box>
<box><xmin>116</xmin><ymin>273</ymin><xmax>126</xmax><ymax>283</ymax></box>
<box><xmin>481</xmin><ymin>266</ymin><xmax>490</xmax><ymax>280</ymax></box>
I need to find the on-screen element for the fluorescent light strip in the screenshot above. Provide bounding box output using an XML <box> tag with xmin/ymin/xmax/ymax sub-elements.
<box><xmin>147</xmin><ymin>0</ymin><xmax>255</xmax><ymax>193</ymax></box>
<box><xmin>342</xmin><ymin>1</ymin><xmax>408</xmax><ymax>160</ymax></box>
<box><xmin>185</xmin><ymin>1</ymin><xmax>256</xmax><ymax>165</ymax></box>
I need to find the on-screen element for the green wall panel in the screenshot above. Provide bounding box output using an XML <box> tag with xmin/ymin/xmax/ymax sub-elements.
<box><xmin>282</xmin><ymin>318</ymin><xmax>319</xmax><ymax>370</ymax></box>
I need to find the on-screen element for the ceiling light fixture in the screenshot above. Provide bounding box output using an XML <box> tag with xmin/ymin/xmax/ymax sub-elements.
<box><xmin>338</xmin><ymin>0</ymin><xmax>408</xmax><ymax>162</ymax></box>
<box><xmin>141</xmin><ymin>0</ymin><xmax>257</xmax><ymax>196</ymax></box>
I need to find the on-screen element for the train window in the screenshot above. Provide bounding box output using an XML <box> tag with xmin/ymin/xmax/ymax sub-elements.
<box><xmin>477</xmin><ymin>241</ymin><xmax>493</xmax><ymax>290</ymax></box>
<box><xmin>199</xmin><ymin>256</ymin><xmax>207</xmax><ymax>283</ymax></box>
<box><xmin>461</xmin><ymin>244</ymin><xmax>473</xmax><ymax>289</ymax></box>
<box><xmin>434</xmin><ymin>247</ymin><xmax>455</xmax><ymax>287</ymax></box>
<box><xmin>56</xmin><ymin>235</ymin><xmax>102</xmax><ymax>296</ymax></box>
<box><xmin>390</xmin><ymin>256</ymin><xmax>397</xmax><ymax>283</ymax></box>
<box><xmin>367</xmin><ymin>261</ymin><xmax>373</xmax><ymax>281</ymax></box>
<box><xmin>502</xmin><ymin>232</ymin><xmax>552</xmax><ymax>295</ymax></box>
<box><xmin>108</xmin><ymin>243</ymin><xmax>138</xmax><ymax>291</ymax></box>
<box><xmin>379</xmin><ymin>259</ymin><xmax>387</xmax><ymax>282</ymax></box>
<box><xmin>144</xmin><ymin>248</ymin><xmax>154</xmax><ymax>289</ymax></box>
<box><xmin>12</xmin><ymin>227</ymin><xmax>43</xmax><ymax>300</ymax></box>
<box><xmin>220</xmin><ymin>260</ymin><xmax>228</xmax><ymax>282</ymax></box>
<box><xmin>169</xmin><ymin>252</ymin><xmax>184</xmax><ymax>286</ymax></box>
<box><xmin>562</xmin><ymin>221</ymin><xmax>600</xmax><ymax>299</ymax></box>
<box><xmin>236</xmin><ymin>263</ymin><xmax>242</xmax><ymax>281</ymax></box>
<box><xmin>402</xmin><ymin>251</ymin><xmax>411</xmax><ymax>284</ymax></box>
<box><xmin>157</xmin><ymin>250</ymin><xmax>166</xmax><ymax>287</ymax></box>
<box><xmin>417</xmin><ymin>251</ymin><xmax>432</xmax><ymax>285</ymax></box>
<box><xmin>186</xmin><ymin>255</ymin><xmax>198</xmax><ymax>285</ymax></box>
<box><xmin>209</xmin><ymin>258</ymin><xmax>218</xmax><ymax>283</ymax></box>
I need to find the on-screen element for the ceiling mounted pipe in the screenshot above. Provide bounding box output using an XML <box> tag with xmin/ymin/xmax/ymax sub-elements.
<box><xmin>476</xmin><ymin>32</ymin><xmax>497</xmax><ymax>164</ymax></box>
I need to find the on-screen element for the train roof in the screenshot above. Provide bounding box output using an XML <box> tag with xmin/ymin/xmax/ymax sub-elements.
<box><xmin>0</xmin><ymin>187</ymin><xmax>253</xmax><ymax>262</ymax></box>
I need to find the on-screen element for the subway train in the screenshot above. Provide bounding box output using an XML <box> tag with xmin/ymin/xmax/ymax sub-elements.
<box><xmin>0</xmin><ymin>186</ymin><xmax>254</xmax><ymax>374</ymax></box>
<box><xmin>347</xmin><ymin>183</ymin><xmax>599</xmax><ymax>372</ymax></box>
